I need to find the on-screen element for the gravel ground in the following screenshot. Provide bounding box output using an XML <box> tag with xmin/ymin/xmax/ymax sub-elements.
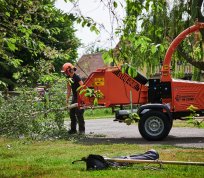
<box><xmin>66</xmin><ymin>118</ymin><xmax>204</xmax><ymax>148</ymax></box>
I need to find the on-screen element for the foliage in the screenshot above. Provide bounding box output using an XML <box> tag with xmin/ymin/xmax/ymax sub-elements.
<box><xmin>78</xmin><ymin>86</ymin><xmax>104</xmax><ymax>106</ymax></box>
<box><xmin>0</xmin><ymin>80</ymin><xmax>7</xmax><ymax>90</ymax></box>
<box><xmin>186</xmin><ymin>105</ymin><xmax>204</xmax><ymax>127</ymax></box>
<box><xmin>76</xmin><ymin>16</ymin><xmax>100</xmax><ymax>35</ymax></box>
<box><xmin>0</xmin><ymin>78</ymin><xmax>68</xmax><ymax>139</ymax></box>
<box><xmin>0</xmin><ymin>0</ymin><xmax>80</xmax><ymax>90</ymax></box>
<box><xmin>103</xmin><ymin>0</ymin><xmax>204</xmax><ymax>78</ymax></box>
<box><xmin>192</xmin><ymin>67</ymin><xmax>201</xmax><ymax>81</ymax></box>
<box><xmin>174</xmin><ymin>71</ymin><xmax>185</xmax><ymax>79</ymax></box>
<box><xmin>125</xmin><ymin>112</ymin><xmax>140</xmax><ymax>125</ymax></box>
<box><xmin>102</xmin><ymin>0</ymin><xmax>167</xmax><ymax>76</ymax></box>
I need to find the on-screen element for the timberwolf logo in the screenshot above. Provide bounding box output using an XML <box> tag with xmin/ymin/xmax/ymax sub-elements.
<box><xmin>113</xmin><ymin>70</ymin><xmax>140</xmax><ymax>91</ymax></box>
<box><xmin>175</xmin><ymin>95</ymin><xmax>194</xmax><ymax>102</ymax></box>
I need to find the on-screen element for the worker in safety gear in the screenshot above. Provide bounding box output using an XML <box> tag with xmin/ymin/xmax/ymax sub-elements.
<box><xmin>61</xmin><ymin>62</ymin><xmax>85</xmax><ymax>134</ymax></box>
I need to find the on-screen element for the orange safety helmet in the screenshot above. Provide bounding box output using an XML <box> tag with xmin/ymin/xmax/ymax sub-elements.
<box><xmin>61</xmin><ymin>62</ymin><xmax>76</xmax><ymax>73</ymax></box>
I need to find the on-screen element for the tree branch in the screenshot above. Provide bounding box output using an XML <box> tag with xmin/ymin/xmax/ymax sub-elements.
<box><xmin>177</xmin><ymin>45</ymin><xmax>204</xmax><ymax>70</ymax></box>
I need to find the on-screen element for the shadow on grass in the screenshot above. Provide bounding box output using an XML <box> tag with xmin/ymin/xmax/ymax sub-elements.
<box><xmin>75</xmin><ymin>135</ymin><xmax>204</xmax><ymax>147</ymax></box>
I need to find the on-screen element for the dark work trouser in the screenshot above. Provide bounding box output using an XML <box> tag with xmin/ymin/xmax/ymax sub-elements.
<box><xmin>70</xmin><ymin>97</ymin><xmax>85</xmax><ymax>132</ymax></box>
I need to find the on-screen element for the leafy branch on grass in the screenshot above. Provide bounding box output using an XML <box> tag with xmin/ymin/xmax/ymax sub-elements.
<box><xmin>186</xmin><ymin>105</ymin><xmax>204</xmax><ymax>127</ymax></box>
<box><xmin>125</xmin><ymin>113</ymin><xmax>140</xmax><ymax>125</ymax></box>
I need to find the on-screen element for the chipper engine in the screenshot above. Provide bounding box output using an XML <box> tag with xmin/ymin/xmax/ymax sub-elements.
<box><xmin>78</xmin><ymin>22</ymin><xmax>204</xmax><ymax>141</ymax></box>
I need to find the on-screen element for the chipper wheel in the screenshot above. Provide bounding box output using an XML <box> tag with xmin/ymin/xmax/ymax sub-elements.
<box><xmin>138</xmin><ymin>110</ymin><xmax>171</xmax><ymax>141</ymax></box>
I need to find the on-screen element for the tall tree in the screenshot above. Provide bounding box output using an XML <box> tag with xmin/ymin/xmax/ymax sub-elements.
<box><xmin>0</xmin><ymin>0</ymin><xmax>80</xmax><ymax>90</ymax></box>
<box><xmin>104</xmin><ymin>0</ymin><xmax>204</xmax><ymax>76</ymax></box>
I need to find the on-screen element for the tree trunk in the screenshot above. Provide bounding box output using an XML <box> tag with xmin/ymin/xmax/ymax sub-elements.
<box><xmin>178</xmin><ymin>45</ymin><xmax>204</xmax><ymax>70</ymax></box>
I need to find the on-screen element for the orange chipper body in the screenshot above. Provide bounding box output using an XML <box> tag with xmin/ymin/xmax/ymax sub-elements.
<box><xmin>78</xmin><ymin>67</ymin><xmax>148</xmax><ymax>108</ymax></box>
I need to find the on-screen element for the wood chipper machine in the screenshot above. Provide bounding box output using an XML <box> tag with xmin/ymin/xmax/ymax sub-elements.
<box><xmin>78</xmin><ymin>22</ymin><xmax>204</xmax><ymax>141</ymax></box>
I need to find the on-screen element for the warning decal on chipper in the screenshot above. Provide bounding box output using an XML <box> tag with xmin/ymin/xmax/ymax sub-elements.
<box><xmin>94</xmin><ymin>78</ymin><xmax>104</xmax><ymax>86</ymax></box>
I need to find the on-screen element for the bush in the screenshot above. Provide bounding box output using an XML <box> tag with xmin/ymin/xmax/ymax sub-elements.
<box><xmin>0</xmin><ymin>79</ymin><xmax>68</xmax><ymax>139</ymax></box>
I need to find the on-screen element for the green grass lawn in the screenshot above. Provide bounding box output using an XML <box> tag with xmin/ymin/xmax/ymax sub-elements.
<box><xmin>84</xmin><ymin>108</ymin><xmax>114</xmax><ymax>119</ymax></box>
<box><xmin>1</xmin><ymin>109</ymin><xmax>204</xmax><ymax>177</ymax></box>
<box><xmin>0</xmin><ymin>136</ymin><xmax>204</xmax><ymax>178</ymax></box>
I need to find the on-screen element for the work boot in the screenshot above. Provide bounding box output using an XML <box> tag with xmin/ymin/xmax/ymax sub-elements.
<box><xmin>68</xmin><ymin>130</ymin><xmax>77</xmax><ymax>134</ymax></box>
<box><xmin>79</xmin><ymin>130</ymin><xmax>85</xmax><ymax>135</ymax></box>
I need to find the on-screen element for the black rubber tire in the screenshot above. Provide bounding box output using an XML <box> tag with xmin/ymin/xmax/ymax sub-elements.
<box><xmin>138</xmin><ymin>110</ymin><xmax>171</xmax><ymax>141</ymax></box>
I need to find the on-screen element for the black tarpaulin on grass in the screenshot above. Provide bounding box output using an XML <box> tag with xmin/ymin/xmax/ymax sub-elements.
<box><xmin>72</xmin><ymin>149</ymin><xmax>159</xmax><ymax>170</ymax></box>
